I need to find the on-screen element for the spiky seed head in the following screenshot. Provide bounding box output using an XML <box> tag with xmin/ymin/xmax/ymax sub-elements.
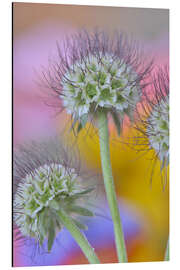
<box><xmin>147</xmin><ymin>95</ymin><xmax>169</xmax><ymax>165</ymax></box>
<box><xmin>13</xmin><ymin>138</ymin><xmax>94</xmax><ymax>252</ymax></box>
<box><xmin>42</xmin><ymin>30</ymin><xmax>153</xmax><ymax>134</ymax></box>
<box><xmin>134</xmin><ymin>66</ymin><xmax>169</xmax><ymax>170</ymax></box>
<box><xmin>62</xmin><ymin>53</ymin><xmax>140</xmax><ymax>119</ymax></box>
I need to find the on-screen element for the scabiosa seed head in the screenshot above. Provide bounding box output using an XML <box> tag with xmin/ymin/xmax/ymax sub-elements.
<box><xmin>135</xmin><ymin>66</ymin><xmax>169</xmax><ymax>171</ymax></box>
<box><xmin>62</xmin><ymin>53</ymin><xmax>140</xmax><ymax>118</ymax></box>
<box><xmin>147</xmin><ymin>95</ymin><xmax>169</xmax><ymax>165</ymax></box>
<box><xmin>41</xmin><ymin>30</ymin><xmax>153</xmax><ymax>134</ymax></box>
<box><xmin>13</xmin><ymin>138</ymin><xmax>94</xmax><ymax>252</ymax></box>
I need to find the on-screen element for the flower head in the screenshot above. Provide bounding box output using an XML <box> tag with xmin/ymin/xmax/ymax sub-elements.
<box><xmin>147</xmin><ymin>95</ymin><xmax>169</xmax><ymax>166</ymax></box>
<box><xmin>42</xmin><ymin>30</ymin><xmax>153</xmax><ymax>134</ymax></box>
<box><xmin>135</xmin><ymin>66</ymin><xmax>169</xmax><ymax>170</ymax></box>
<box><xmin>13</xmin><ymin>138</ymin><xmax>94</xmax><ymax>252</ymax></box>
<box><xmin>62</xmin><ymin>53</ymin><xmax>140</xmax><ymax>118</ymax></box>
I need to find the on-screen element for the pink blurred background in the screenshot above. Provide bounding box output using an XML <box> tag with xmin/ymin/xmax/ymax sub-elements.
<box><xmin>13</xmin><ymin>3</ymin><xmax>169</xmax><ymax>267</ymax></box>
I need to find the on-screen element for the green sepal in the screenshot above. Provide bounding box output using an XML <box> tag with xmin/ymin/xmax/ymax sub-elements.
<box><xmin>47</xmin><ymin>220</ymin><xmax>55</xmax><ymax>252</ymax></box>
<box><xmin>54</xmin><ymin>215</ymin><xmax>62</xmax><ymax>230</ymax></box>
<box><xmin>77</xmin><ymin>114</ymin><xmax>88</xmax><ymax>134</ymax></box>
<box><xmin>111</xmin><ymin>111</ymin><xmax>121</xmax><ymax>136</ymax></box>
<box><xmin>69</xmin><ymin>114</ymin><xmax>79</xmax><ymax>133</ymax></box>
<box><xmin>77</xmin><ymin>122</ymin><xmax>83</xmax><ymax>134</ymax></box>
<box><xmin>69</xmin><ymin>205</ymin><xmax>94</xmax><ymax>216</ymax></box>
<box><xmin>72</xmin><ymin>218</ymin><xmax>88</xmax><ymax>230</ymax></box>
<box><xmin>160</xmin><ymin>157</ymin><xmax>169</xmax><ymax>172</ymax></box>
<box><xmin>39</xmin><ymin>209</ymin><xmax>48</xmax><ymax>236</ymax></box>
<box><xmin>39</xmin><ymin>233</ymin><xmax>44</xmax><ymax>247</ymax></box>
<box><xmin>80</xmin><ymin>114</ymin><xmax>88</xmax><ymax>126</ymax></box>
<box><xmin>71</xmin><ymin>187</ymin><xmax>94</xmax><ymax>198</ymax></box>
<box><xmin>50</xmin><ymin>208</ymin><xmax>62</xmax><ymax>230</ymax></box>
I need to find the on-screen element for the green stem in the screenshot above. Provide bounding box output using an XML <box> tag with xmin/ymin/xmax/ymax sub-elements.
<box><xmin>164</xmin><ymin>237</ymin><xmax>169</xmax><ymax>261</ymax></box>
<box><xmin>57</xmin><ymin>208</ymin><xmax>100</xmax><ymax>264</ymax></box>
<box><xmin>97</xmin><ymin>110</ymin><xmax>127</xmax><ymax>262</ymax></box>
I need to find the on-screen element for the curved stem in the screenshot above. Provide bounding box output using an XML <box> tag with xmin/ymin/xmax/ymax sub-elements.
<box><xmin>97</xmin><ymin>110</ymin><xmax>127</xmax><ymax>262</ymax></box>
<box><xmin>57</xmin><ymin>209</ymin><xmax>100</xmax><ymax>264</ymax></box>
<box><xmin>164</xmin><ymin>237</ymin><xmax>169</xmax><ymax>261</ymax></box>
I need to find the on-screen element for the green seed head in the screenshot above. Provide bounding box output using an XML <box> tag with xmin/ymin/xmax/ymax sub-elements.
<box><xmin>134</xmin><ymin>66</ymin><xmax>169</xmax><ymax>183</ymax></box>
<box><xmin>147</xmin><ymin>95</ymin><xmax>169</xmax><ymax>166</ymax></box>
<box><xmin>41</xmin><ymin>30</ymin><xmax>153</xmax><ymax>134</ymax></box>
<box><xmin>13</xmin><ymin>139</ymin><xmax>94</xmax><ymax>252</ymax></box>
<box><xmin>62</xmin><ymin>53</ymin><xmax>140</xmax><ymax>119</ymax></box>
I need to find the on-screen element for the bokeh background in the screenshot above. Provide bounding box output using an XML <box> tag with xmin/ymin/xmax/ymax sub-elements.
<box><xmin>13</xmin><ymin>3</ymin><xmax>169</xmax><ymax>267</ymax></box>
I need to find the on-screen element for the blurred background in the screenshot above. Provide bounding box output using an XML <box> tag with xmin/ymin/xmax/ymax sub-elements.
<box><xmin>13</xmin><ymin>2</ymin><xmax>169</xmax><ymax>267</ymax></box>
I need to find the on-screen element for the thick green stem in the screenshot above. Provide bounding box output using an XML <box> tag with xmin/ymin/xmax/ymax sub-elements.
<box><xmin>97</xmin><ymin>110</ymin><xmax>127</xmax><ymax>262</ymax></box>
<box><xmin>57</xmin><ymin>209</ymin><xmax>100</xmax><ymax>264</ymax></box>
<box><xmin>164</xmin><ymin>237</ymin><xmax>169</xmax><ymax>261</ymax></box>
